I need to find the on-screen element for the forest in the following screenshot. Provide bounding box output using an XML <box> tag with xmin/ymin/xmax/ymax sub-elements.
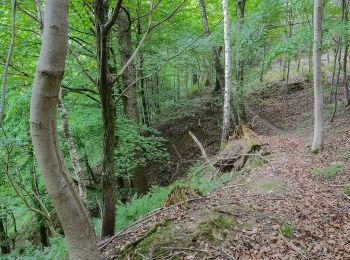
<box><xmin>1</xmin><ymin>0</ymin><xmax>350</xmax><ymax>259</ymax></box>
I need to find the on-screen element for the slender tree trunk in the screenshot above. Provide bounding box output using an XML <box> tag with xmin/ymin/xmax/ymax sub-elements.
<box><xmin>235</xmin><ymin>0</ymin><xmax>247</xmax><ymax>124</ymax></box>
<box><xmin>331</xmin><ymin>0</ymin><xmax>347</xmax><ymax>120</ymax></box>
<box><xmin>58</xmin><ymin>95</ymin><xmax>89</xmax><ymax>212</ymax></box>
<box><xmin>0</xmin><ymin>0</ymin><xmax>16</xmax><ymax>123</ymax></box>
<box><xmin>343</xmin><ymin>0</ymin><xmax>350</xmax><ymax>105</ymax></box>
<box><xmin>30</xmin><ymin>1</ymin><xmax>100</xmax><ymax>259</ymax></box>
<box><xmin>95</xmin><ymin>0</ymin><xmax>117</xmax><ymax>238</ymax></box>
<box><xmin>344</xmin><ymin>45</ymin><xmax>349</xmax><ymax>105</ymax></box>
<box><xmin>137</xmin><ymin>1</ymin><xmax>150</xmax><ymax>126</ymax></box>
<box><xmin>260</xmin><ymin>46</ymin><xmax>266</xmax><ymax>82</ymax></box>
<box><xmin>285</xmin><ymin>2</ymin><xmax>293</xmax><ymax>98</ymax></box>
<box><xmin>198</xmin><ymin>0</ymin><xmax>224</xmax><ymax>92</ymax></box>
<box><xmin>221</xmin><ymin>0</ymin><xmax>231</xmax><ymax>146</ymax></box>
<box><xmin>311</xmin><ymin>0</ymin><xmax>324</xmax><ymax>152</ymax></box>
<box><xmin>297</xmin><ymin>52</ymin><xmax>301</xmax><ymax>72</ymax></box>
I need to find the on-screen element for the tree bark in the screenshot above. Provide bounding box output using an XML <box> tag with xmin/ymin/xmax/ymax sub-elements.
<box><xmin>311</xmin><ymin>0</ymin><xmax>324</xmax><ymax>152</ymax></box>
<box><xmin>117</xmin><ymin>8</ymin><xmax>139</xmax><ymax>122</ymax></box>
<box><xmin>58</xmin><ymin>94</ymin><xmax>89</xmax><ymax>212</ymax></box>
<box><xmin>343</xmin><ymin>0</ymin><xmax>350</xmax><ymax>105</ymax></box>
<box><xmin>235</xmin><ymin>0</ymin><xmax>247</xmax><ymax>123</ymax></box>
<box><xmin>117</xmin><ymin>7</ymin><xmax>149</xmax><ymax>196</ymax></box>
<box><xmin>198</xmin><ymin>0</ymin><xmax>224</xmax><ymax>92</ymax></box>
<box><xmin>30</xmin><ymin>0</ymin><xmax>100</xmax><ymax>259</ymax></box>
<box><xmin>95</xmin><ymin>0</ymin><xmax>117</xmax><ymax>238</ymax></box>
<box><xmin>137</xmin><ymin>0</ymin><xmax>151</xmax><ymax>126</ymax></box>
<box><xmin>221</xmin><ymin>0</ymin><xmax>231</xmax><ymax>146</ymax></box>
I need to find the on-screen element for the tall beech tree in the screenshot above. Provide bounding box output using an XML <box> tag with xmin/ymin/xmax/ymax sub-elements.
<box><xmin>221</xmin><ymin>0</ymin><xmax>231</xmax><ymax>145</ymax></box>
<box><xmin>311</xmin><ymin>0</ymin><xmax>323</xmax><ymax>152</ymax></box>
<box><xmin>29</xmin><ymin>0</ymin><xmax>100</xmax><ymax>259</ymax></box>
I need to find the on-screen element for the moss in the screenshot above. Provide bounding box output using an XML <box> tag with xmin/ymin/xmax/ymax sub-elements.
<box><xmin>199</xmin><ymin>215</ymin><xmax>235</xmax><ymax>241</ymax></box>
<box><xmin>262</xmin><ymin>181</ymin><xmax>275</xmax><ymax>190</ymax></box>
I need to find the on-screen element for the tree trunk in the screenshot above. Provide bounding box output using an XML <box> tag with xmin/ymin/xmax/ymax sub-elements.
<box><xmin>39</xmin><ymin>221</ymin><xmax>49</xmax><ymax>248</ymax></box>
<box><xmin>311</xmin><ymin>0</ymin><xmax>324</xmax><ymax>152</ymax></box>
<box><xmin>260</xmin><ymin>46</ymin><xmax>266</xmax><ymax>82</ymax></box>
<box><xmin>117</xmin><ymin>7</ymin><xmax>149</xmax><ymax>196</ymax></box>
<box><xmin>0</xmin><ymin>219</ymin><xmax>10</xmax><ymax>254</ymax></box>
<box><xmin>221</xmin><ymin>0</ymin><xmax>231</xmax><ymax>146</ymax></box>
<box><xmin>137</xmin><ymin>1</ymin><xmax>151</xmax><ymax>126</ymax></box>
<box><xmin>117</xmin><ymin>8</ymin><xmax>139</xmax><ymax>122</ymax></box>
<box><xmin>198</xmin><ymin>0</ymin><xmax>224</xmax><ymax>92</ymax></box>
<box><xmin>343</xmin><ymin>0</ymin><xmax>350</xmax><ymax>105</ymax></box>
<box><xmin>235</xmin><ymin>0</ymin><xmax>247</xmax><ymax>124</ymax></box>
<box><xmin>30</xmin><ymin>1</ymin><xmax>100</xmax><ymax>259</ymax></box>
<box><xmin>95</xmin><ymin>0</ymin><xmax>117</xmax><ymax>238</ymax></box>
<box><xmin>58</xmin><ymin>95</ymin><xmax>89</xmax><ymax>212</ymax></box>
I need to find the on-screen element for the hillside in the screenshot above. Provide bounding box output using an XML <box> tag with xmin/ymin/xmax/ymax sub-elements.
<box><xmin>100</xmin><ymin>78</ymin><xmax>350</xmax><ymax>259</ymax></box>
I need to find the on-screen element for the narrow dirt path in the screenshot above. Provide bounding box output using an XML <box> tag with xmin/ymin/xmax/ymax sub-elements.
<box><xmin>214</xmin><ymin>131</ymin><xmax>350</xmax><ymax>258</ymax></box>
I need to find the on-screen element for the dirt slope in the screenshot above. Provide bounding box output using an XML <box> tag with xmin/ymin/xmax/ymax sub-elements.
<box><xmin>101</xmin><ymin>79</ymin><xmax>350</xmax><ymax>259</ymax></box>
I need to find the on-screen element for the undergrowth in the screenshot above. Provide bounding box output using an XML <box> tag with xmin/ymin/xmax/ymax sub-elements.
<box><xmin>115</xmin><ymin>162</ymin><xmax>234</xmax><ymax>230</ymax></box>
<box><xmin>3</xmin><ymin>236</ymin><xmax>68</xmax><ymax>260</ymax></box>
<box><xmin>312</xmin><ymin>162</ymin><xmax>342</xmax><ymax>178</ymax></box>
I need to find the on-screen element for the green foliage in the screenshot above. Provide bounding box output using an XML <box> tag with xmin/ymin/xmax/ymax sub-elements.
<box><xmin>312</xmin><ymin>163</ymin><xmax>342</xmax><ymax>179</ymax></box>
<box><xmin>115</xmin><ymin>119</ymin><xmax>169</xmax><ymax>177</ymax></box>
<box><xmin>280</xmin><ymin>223</ymin><xmax>294</xmax><ymax>238</ymax></box>
<box><xmin>114</xmin><ymin>162</ymin><xmax>234</xmax><ymax>230</ymax></box>
<box><xmin>3</xmin><ymin>236</ymin><xmax>68</xmax><ymax>260</ymax></box>
<box><xmin>341</xmin><ymin>185</ymin><xmax>350</xmax><ymax>196</ymax></box>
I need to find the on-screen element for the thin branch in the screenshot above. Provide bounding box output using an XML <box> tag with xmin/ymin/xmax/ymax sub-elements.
<box><xmin>68</xmin><ymin>48</ymin><xmax>97</xmax><ymax>85</ymax></box>
<box><xmin>0</xmin><ymin>0</ymin><xmax>16</xmax><ymax>123</ymax></box>
<box><xmin>114</xmin><ymin>35</ymin><xmax>199</xmax><ymax>101</ymax></box>
<box><xmin>61</xmin><ymin>84</ymin><xmax>98</xmax><ymax>95</ymax></box>
<box><xmin>149</xmin><ymin>0</ymin><xmax>187</xmax><ymax>31</ymax></box>
<box><xmin>130</xmin><ymin>0</ymin><xmax>163</xmax><ymax>23</ymax></box>
<box><xmin>16</xmin><ymin>4</ymin><xmax>39</xmax><ymax>24</ymax></box>
<box><xmin>111</xmin><ymin>0</ymin><xmax>187</xmax><ymax>85</ymax></box>
<box><xmin>103</xmin><ymin>0</ymin><xmax>123</xmax><ymax>35</ymax></box>
<box><xmin>111</xmin><ymin>0</ymin><xmax>154</xmax><ymax>84</ymax></box>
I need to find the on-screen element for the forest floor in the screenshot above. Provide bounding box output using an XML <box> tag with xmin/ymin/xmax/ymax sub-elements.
<box><xmin>100</xmin><ymin>77</ymin><xmax>350</xmax><ymax>259</ymax></box>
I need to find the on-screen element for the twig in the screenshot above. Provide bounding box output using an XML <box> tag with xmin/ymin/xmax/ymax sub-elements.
<box><xmin>279</xmin><ymin>233</ymin><xmax>307</xmax><ymax>259</ymax></box>
<box><xmin>329</xmin><ymin>184</ymin><xmax>350</xmax><ymax>187</ymax></box>
<box><xmin>222</xmin><ymin>184</ymin><xmax>244</xmax><ymax>190</ymax></box>
<box><xmin>218</xmin><ymin>249</ymin><xmax>236</xmax><ymax>260</ymax></box>
<box><xmin>68</xmin><ymin>48</ymin><xmax>97</xmax><ymax>85</ymax></box>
